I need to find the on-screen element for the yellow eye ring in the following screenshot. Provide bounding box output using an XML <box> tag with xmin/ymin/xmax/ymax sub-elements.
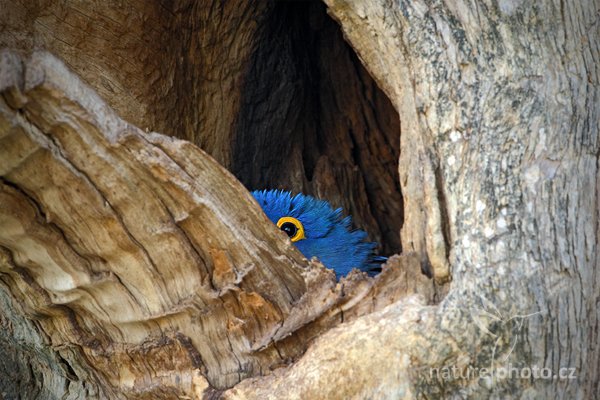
<box><xmin>276</xmin><ymin>216</ymin><xmax>305</xmax><ymax>242</ymax></box>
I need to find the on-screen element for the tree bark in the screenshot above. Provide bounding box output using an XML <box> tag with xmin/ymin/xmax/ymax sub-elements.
<box><xmin>317</xmin><ymin>0</ymin><xmax>598</xmax><ymax>398</ymax></box>
<box><xmin>0</xmin><ymin>49</ymin><xmax>433</xmax><ymax>398</ymax></box>
<box><xmin>1</xmin><ymin>0</ymin><xmax>598</xmax><ymax>399</ymax></box>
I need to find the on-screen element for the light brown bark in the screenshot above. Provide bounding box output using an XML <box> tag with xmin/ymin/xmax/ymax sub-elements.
<box><xmin>0</xmin><ymin>50</ymin><xmax>430</xmax><ymax>399</ymax></box>
<box><xmin>1</xmin><ymin>0</ymin><xmax>598</xmax><ymax>398</ymax></box>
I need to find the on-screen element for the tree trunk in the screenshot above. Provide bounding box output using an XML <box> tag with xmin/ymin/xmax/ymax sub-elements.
<box><xmin>1</xmin><ymin>0</ymin><xmax>598</xmax><ymax>399</ymax></box>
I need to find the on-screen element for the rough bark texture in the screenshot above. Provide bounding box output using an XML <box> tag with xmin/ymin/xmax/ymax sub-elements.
<box><xmin>0</xmin><ymin>50</ymin><xmax>435</xmax><ymax>398</ymax></box>
<box><xmin>314</xmin><ymin>0</ymin><xmax>597</xmax><ymax>398</ymax></box>
<box><xmin>0</xmin><ymin>49</ymin><xmax>303</xmax><ymax>396</ymax></box>
<box><xmin>1</xmin><ymin>0</ymin><xmax>598</xmax><ymax>399</ymax></box>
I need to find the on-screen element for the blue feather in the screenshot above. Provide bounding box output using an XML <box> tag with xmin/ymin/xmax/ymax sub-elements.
<box><xmin>252</xmin><ymin>189</ymin><xmax>385</xmax><ymax>278</ymax></box>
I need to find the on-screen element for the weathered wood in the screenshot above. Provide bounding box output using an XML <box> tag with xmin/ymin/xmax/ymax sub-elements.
<box><xmin>0</xmin><ymin>50</ymin><xmax>312</xmax><ymax>397</ymax></box>
<box><xmin>1</xmin><ymin>0</ymin><xmax>598</xmax><ymax>398</ymax></box>
<box><xmin>0</xmin><ymin>48</ymin><xmax>309</xmax><ymax>394</ymax></box>
<box><xmin>0</xmin><ymin>50</ymin><xmax>429</xmax><ymax>398</ymax></box>
<box><xmin>318</xmin><ymin>0</ymin><xmax>599</xmax><ymax>397</ymax></box>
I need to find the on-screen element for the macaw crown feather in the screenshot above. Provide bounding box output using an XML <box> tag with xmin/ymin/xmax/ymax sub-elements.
<box><xmin>252</xmin><ymin>189</ymin><xmax>384</xmax><ymax>277</ymax></box>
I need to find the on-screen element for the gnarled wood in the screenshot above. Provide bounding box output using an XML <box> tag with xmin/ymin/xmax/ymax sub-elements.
<box><xmin>0</xmin><ymin>50</ymin><xmax>430</xmax><ymax>399</ymax></box>
<box><xmin>0</xmin><ymin>49</ymin><xmax>310</xmax><ymax>394</ymax></box>
<box><xmin>1</xmin><ymin>0</ymin><xmax>598</xmax><ymax>398</ymax></box>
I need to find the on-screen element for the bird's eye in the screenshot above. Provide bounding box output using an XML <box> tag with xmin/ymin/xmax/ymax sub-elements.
<box><xmin>276</xmin><ymin>216</ymin><xmax>305</xmax><ymax>242</ymax></box>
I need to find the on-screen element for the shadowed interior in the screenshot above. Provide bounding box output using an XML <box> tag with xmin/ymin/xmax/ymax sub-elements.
<box><xmin>232</xmin><ymin>2</ymin><xmax>403</xmax><ymax>255</ymax></box>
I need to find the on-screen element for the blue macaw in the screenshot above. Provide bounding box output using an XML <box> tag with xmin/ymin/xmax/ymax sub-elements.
<box><xmin>252</xmin><ymin>189</ymin><xmax>385</xmax><ymax>278</ymax></box>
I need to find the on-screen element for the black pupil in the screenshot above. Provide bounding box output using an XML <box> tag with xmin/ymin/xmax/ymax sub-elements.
<box><xmin>280</xmin><ymin>222</ymin><xmax>297</xmax><ymax>238</ymax></box>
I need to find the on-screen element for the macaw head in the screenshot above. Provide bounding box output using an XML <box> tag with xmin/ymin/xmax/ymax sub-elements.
<box><xmin>252</xmin><ymin>189</ymin><xmax>384</xmax><ymax>278</ymax></box>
